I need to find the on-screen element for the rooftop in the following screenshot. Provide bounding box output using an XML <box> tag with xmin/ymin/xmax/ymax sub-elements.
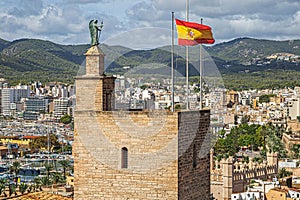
<box><xmin>8</xmin><ymin>191</ymin><xmax>72</xmax><ymax>200</ymax></box>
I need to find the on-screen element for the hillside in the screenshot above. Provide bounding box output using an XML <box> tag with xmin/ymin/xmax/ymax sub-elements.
<box><xmin>0</xmin><ymin>38</ymin><xmax>10</xmax><ymax>51</ymax></box>
<box><xmin>0</xmin><ymin>37</ymin><xmax>299</xmax><ymax>89</ymax></box>
<box><xmin>0</xmin><ymin>39</ymin><xmax>131</xmax><ymax>85</ymax></box>
<box><xmin>207</xmin><ymin>37</ymin><xmax>300</xmax><ymax>63</ymax></box>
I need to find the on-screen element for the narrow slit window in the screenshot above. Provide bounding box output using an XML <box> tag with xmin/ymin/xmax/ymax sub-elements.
<box><xmin>121</xmin><ymin>147</ymin><xmax>128</xmax><ymax>168</ymax></box>
<box><xmin>193</xmin><ymin>144</ymin><xmax>197</xmax><ymax>168</ymax></box>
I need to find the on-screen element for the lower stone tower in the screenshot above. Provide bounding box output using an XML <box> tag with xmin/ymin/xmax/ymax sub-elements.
<box><xmin>74</xmin><ymin>46</ymin><xmax>211</xmax><ymax>199</ymax></box>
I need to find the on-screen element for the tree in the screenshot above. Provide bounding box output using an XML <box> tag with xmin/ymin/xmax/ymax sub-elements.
<box><xmin>194</xmin><ymin>87</ymin><xmax>200</xmax><ymax>93</ymax></box>
<box><xmin>29</xmin><ymin>134</ymin><xmax>60</xmax><ymax>152</ymax></box>
<box><xmin>240</xmin><ymin>115</ymin><xmax>250</xmax><ymax>124</ymax></box>
<box><xmin>10</xmin><ymin>161</ymin><xmax>21</xmax><ymax>188</ymax></box>
<box><xmin>0</xmin><ymin>179</ymin><xmax>6</xmax><ymax>196</ymax></box>
<box><xmin>33</xmin><ymin>177</ymin><xmax>42</xmax><ymax>191</ymax></box>
<box><xmin>57</xmin><ymin>144</ymin><xmax>72</xmax><ymax>154</ymax></box>
<box><xmin>51</xmin><ymin>172</ymin><xmax>64</xmax><ymax>184</ymax></box>
<box><xmin>266</xmin><ymin>132</ymin><xmax>287</xmax><ymax>158</ymax></box>
<box><xmin>252</xmin><ymin>156</ymin><xmax>263</xmax><ymax>164</ymax></box>
<box><xmin>278</xmin><ymin>167</ymin><xmax>292</xmax><ymax>178</ymax></box>
<box><xmin>234</xmin><ymin>114</ymin><xmax>238</xmax><ymax>125</ymax></box>
<box><xmin>8</xmin><ymin>184</ymin><xmax>16</xmax><ymax>197</ymax></box>
<box><xmin>175</xmin><ymin>104</ymin><xmax>181</xmax><ymax>110</ymax></box>
<box><xmin>59</xmin><ymin>159</ymin><xmax>71</xmax><ymax>179</ymax></box>
<box><xmin>140</xmin><ymin>85</ymin><xmax>148</xmax><ymax>90</ymax></box>
<box><xmin>19</xmin><ymin>183</ymin><xmax>28</xmax><ymax>195</ymax></box>
<box><xmin>60</xmin><ymin>114</ymin><xmax>72</xmax><ymax>124</ymax></box>
<box><xmin>259</xmin><ymin>94</ymin><xmax>276</xmax><ymax>103</ymax></box>
<box><xmin>40</xmin><ymin>176</ymin><xmax>52</xmax><ymax>187</ymax></box>
<box><xmin>44</xmin><ymin>163</ymin><xmax>53</xmax><ymax>181</ymax></box>
<box><xmin>290</xmin><ymin>144</ymin><xmax>300</xmax><ymax>158</ymax></box>
<box><xmin>244</xmin><ymin>156</ymin><xmax>250</xmax><ymax>163</ymax></box>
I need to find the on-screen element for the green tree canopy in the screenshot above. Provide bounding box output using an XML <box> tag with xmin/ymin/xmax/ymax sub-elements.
<box><xmin>259</xmin><ymin>94</ymin><xmax>276</xmax><ymax>103</ymax></box>
<box><xmin>29</xmin><ymin>134</ymin><xmax>60</xmax><ymax>152</ymax></box>
<box><xmin>214</xmin><ymin>123</ymin><xmax>286</xmax><ymax>158</ymax></box>
<box><xmin>60</xmin><ymin>114</ymin><xmax>72</xmax><ymax>124</ymax></box>
<box><xmin>58</xmin><ymin>159</ymin><xmax>71</xmax><ymax>179</ymax></box>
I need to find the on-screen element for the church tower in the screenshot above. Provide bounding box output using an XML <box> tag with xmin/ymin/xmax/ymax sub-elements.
<box><xmin>74</xmin><ymin>45</ymin><xmax>211</xmax><ymax>199</ymax></box>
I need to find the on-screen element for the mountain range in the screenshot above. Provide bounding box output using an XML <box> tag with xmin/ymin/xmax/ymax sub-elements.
<box><xmin>0</xmin><ymin>37</ymin><xmax>299</xmax><ymax>89</ymax></box>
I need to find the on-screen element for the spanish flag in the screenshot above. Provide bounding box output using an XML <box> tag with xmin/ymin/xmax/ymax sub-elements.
<box><xmin>175</xmin><ymin>19</ymin><xmax>215</xmax><ymax>46</ymax></box>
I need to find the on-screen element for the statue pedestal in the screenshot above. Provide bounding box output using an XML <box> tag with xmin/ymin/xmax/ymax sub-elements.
<box><xmin>85</xmin><ymin>46</ymin><xmax>105</xmax><ymax>76</ymax></box>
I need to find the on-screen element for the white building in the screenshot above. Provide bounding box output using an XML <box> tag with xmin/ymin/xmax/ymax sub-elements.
<box><xmin>231</xmin><ymin>191</ymin><xmax>263</xmax><ymax>200</ymax></box>
<box><xmin>288</xmin><ymin>188</ymin><xmax>300</xmax><ymax>199</ymax></box>
<box><xmin>53</xmin><ymin>98</ymin><xmax>69</xmax><ymax>118</ymax></box>
<box><xmin>1</xmin><ymin>86</ymin><xmax>30</xmax><ymax>116</ymax></box>
<box><xmin>286</xmin><ymin>98</ymin><xmax>300</xmax><ymax>120</ymax></box>
<box><xmin>1</xmin><ymin>88</ymin><xmax>13</xmax><ymax>116</ymax></box>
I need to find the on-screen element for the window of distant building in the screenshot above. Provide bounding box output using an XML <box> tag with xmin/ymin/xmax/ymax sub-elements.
<box><xmin>121</xmin><ymin>147</ymin><xmax>128</xmax><ymax>168</ymax></box>
<box><xmin>193</xmin><ymin>144</ymin><xmax>197</xmax><ymax>168</ymax></box>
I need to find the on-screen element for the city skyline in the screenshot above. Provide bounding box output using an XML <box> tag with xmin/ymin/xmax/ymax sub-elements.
<box><xmin>0</xmin><ymin>0</ymin><xmax>299</xmax><ymax>49</ymax></box>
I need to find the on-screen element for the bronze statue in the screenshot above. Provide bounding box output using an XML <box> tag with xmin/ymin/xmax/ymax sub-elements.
<box><xmin>89</xmin><ymin>20</ymin><xmax>103</xmax><ymax>46</ymax></box>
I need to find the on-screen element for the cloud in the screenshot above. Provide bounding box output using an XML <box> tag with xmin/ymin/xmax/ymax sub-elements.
<box><xmin>65</xmin><ymin>0</ymin><xmax>111</xmax><ymax>3</ymax></box>
<box><xmin>124</xmin><ymin>0</ymin><xmax>300</xmax><ymax>43</ymax></box>
<box><xmin>0</xmin><ymin>2</ymin><xmax>88</xmax><ymax>44</ymax></box>
<box><xmin>3</xmin><ymin>0</ymin><xmax>43</xmax><ymax>17</ymax></box>
<box><xmin>0</xmin><ymin>0</ymin><xmax>299</xmax><ymax>46</ymax></box>
<box><xmin>126</xmin><ymin>1</ymin><xmax>166</xmax><ymax>22</ymax></box>
<box><xmin>103</xmin><ymin>27</ymin><xmax>171</xmax><ymax>49</ymax></box>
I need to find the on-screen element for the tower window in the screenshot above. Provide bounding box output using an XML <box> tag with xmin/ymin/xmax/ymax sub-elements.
<box><xmin>121</xmin><ymin>147</ymin><xmax>128</xmax><ymax>168</ymax></box>
<box><xmin>193</xmin><ymin>144</ymin><xmax>197</xmax><ymax>168</ymax></box>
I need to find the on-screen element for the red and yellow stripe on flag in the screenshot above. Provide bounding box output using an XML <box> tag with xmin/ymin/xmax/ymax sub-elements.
<box><xmin>175</xmin><ymin>18</ymin><xmax>215</xmax><ymax>46</ymax></box>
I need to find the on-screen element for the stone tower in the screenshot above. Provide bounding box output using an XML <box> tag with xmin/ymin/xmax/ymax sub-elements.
<box><xmin>222</xmin><ymin>157</ymin><xmax>233</xmax><ymax>200</ymax></box>
<box><xmin>74</xmin><ymin>45</ymin><xmax>211</xmax><ymax>199</ymax></box>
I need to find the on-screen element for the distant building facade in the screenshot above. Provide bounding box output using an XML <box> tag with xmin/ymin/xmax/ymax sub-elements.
<box><xmin>23</xmin><ymin>97</ymin><xmax>48</xmax><ymax>120</ymax></box>
<box><xmin>53</xmin><ymin>98</ymin><xmax>69</xmax><ymax>118</ymax></box>
<box><xmin>287</xmin><ymin>97</ymin><xmax>300</xmax><ymax>120</ymax></box>
<box><xmin>1</xmin><ymin>86</ymin><xmax>30</xmax><ymax>116</ymax></box>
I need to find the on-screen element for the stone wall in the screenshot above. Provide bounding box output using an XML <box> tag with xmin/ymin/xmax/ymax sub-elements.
<box><xmin>76</xmin><ymin>76</ymin><xmax>115</xmax><ymax>112</ymax></box>
<box><xmin>74</xmin><ymin>45</ymin><xmax>211</xmax><ymax>200</ymax></box>
<box><xmin>282</xmin><ymin>133</ymin><xmax>300</xmax><ymax>154</ymax></box>
<box><xmin>211</xmin><ymin>153</ymin><xmax>278</xmax><ymax>200</ymax></box>
<box><xmin>178</xmin><ymin>110</ymin><xmax>211</xmax><ymax>200</ymax></box>
<box><xmin>74</xmin><ymin>110</ymin><xmax>179</xmax><ymax>199</ymax></box>
<box><xmin>211</xmin><ymin>182</ymin><xmax>223</xmax><ymax>200</ymax></box>
<box><xmin>74</xmin><ymin>109</ymin><xmax>211</xmax><ymax>200</ymax></box>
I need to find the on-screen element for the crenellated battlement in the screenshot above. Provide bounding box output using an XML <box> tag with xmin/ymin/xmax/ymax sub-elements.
<box><xmin>210</xmin><ymin>152</ymin><xmax>278</xmax><ymax>200</ymax></box>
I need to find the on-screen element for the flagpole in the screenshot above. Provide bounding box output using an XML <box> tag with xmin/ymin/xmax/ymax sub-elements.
<box><xmin>186</xmin><ymin>0</ymin><xmax>189</xmax><ymax>110</ymax></box>
<box><xmin>199</xmin><ymin>18</ymin><xmax>203</xmax><ymax>110</ymax></box>
<box><xmin>171</xmin><ymin>12</ymin><xmax>175</xmax><ymax>112</ymax></box>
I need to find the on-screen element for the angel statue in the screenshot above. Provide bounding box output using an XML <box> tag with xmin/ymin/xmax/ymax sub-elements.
<box><xmin>89</xmin><ymin>20</ymin><xmax>103</xmax><ymax>46</ymax></box>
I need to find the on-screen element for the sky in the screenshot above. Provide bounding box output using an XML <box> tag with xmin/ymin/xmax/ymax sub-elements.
<box><xmin>0</xmin><ymin>0</ymin><xmax>299</xmax><ymax>49</ymax></box>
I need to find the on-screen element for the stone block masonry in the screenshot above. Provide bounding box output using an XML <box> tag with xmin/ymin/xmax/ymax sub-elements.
<box><xmin>178</xmin><ymin>110</ymin><xmax>211</xmax><ymax>200</ymax></box>
<box><xmin>74</xmin><ymin>110</ymin><xmax>211</xmax><ymax>200</ymax></box>
<box><xmin>73</xmin><ymin>45</ymin><xmax>211</xmax><ymax>199</ymax></box>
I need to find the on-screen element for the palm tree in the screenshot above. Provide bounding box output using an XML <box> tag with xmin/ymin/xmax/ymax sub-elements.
<box><xmin>58</xmin><ymin>160</ymin><xmax>71</xmax><ymax>179</ymax></box>
<box><xmin>44</xmin><ymin>163</ymin><xmax>53</xmax><ymax>181</ymax></box>
<box><xmin>27</xmin><ymin>184</ymin><xmax>33</xmax><ymax>193</ymax></box>
<box><xmin>9</xmin><ymin>184</ymin><xmax>16</xmax><ymax>197</ymax></box>
<box><xmin>40</xmin><ymin>176</ymin><xmax>52</xmax><ymax>187</ymax></box>
<box><xmin>10</xmin><ymin>161</ymin><xmax>21</xmax><ymax>188</ymax></box>
<box><xmin>51</xmin><ymin>172</ymin><xmax>64</xmax><ymax>185</ymax></box>
<box><xmin>0</xmin><ymin>179</ymin><xmax>7</xmax><ymax>197</ymax></box>
<box><xmin>19</xmin><ymin>183</ymin><xmax>28</xmax><ymax>195</ymax></box>
<box><xmin>33</xmin><ymin>177</ymin><xmax>42</xmax><ymax>191</ymax></box>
